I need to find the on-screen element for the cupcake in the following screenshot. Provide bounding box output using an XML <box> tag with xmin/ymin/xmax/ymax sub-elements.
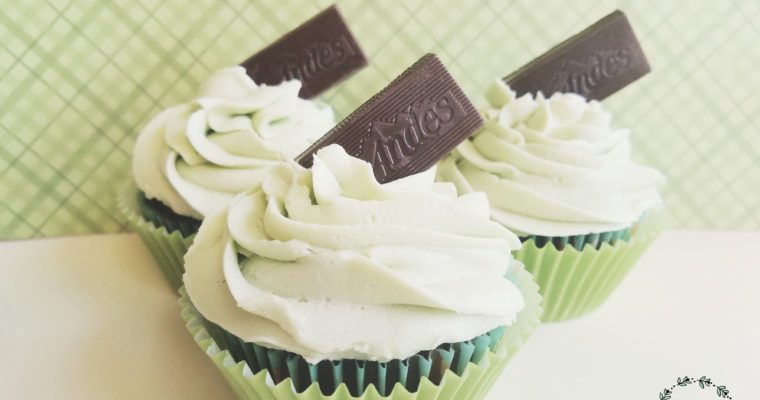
<box><xmin>181</xmin><ymin>145</ymin><xmax>542</xmax><ymax>399</ymax></box>
<box><xmin>438</xmin><ymin>80</ymin><xmax>664</xmax><ymax>321</ymax></box>
<box><xmin>119</xmin><ymin>66</ymin><xmax>334</xmax><ymax>290</ymax></box>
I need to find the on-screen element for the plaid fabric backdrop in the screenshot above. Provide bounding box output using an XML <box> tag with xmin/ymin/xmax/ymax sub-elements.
<box><xmin>2</xmin><ymin>0</ymin><xmax>759</xmax><ymax>239</ymax></box>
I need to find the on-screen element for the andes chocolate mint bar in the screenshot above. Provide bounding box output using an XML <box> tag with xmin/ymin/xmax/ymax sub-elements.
<box><xmin>505</xmin><ymin>10</ymin><xmax>650</xmax><ymax>100</ymax></box>
<box><xmin>241</xmin><ymin>5</ymin><xmax>367</xmax><ymax>99</ymax></box>
<box><xmin>297</xmin><ymin>54</ymin><xmax>483</xmax><ymax>183</ymax></box>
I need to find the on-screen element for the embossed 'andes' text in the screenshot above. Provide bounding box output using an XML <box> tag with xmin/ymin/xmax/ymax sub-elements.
<box><xmin>550</xmin><ymin>48</ymin><xmax>631</xmax><ymax>97</ymax></box>
<box><xmin>359</xmin><ymin>90</ymin><xmax>461</xmax><ymax>179</ymax></box>
<box><xmin>273</xmin><ymin>35</ymin><xmax>356</xmax><ymax>83</ymax></box>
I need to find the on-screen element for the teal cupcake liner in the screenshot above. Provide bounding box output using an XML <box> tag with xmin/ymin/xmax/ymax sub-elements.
<box><xmin>117</xmin><ymin>184</ymin><xmax>195</xmax><ymax>292</ymax></box>
<box><xmin>519</xmin><ymin>226</ymin><xmax>632</xmax><ymax>251</ymax></box>
<box><xmin>513</xmin><ymin>214</ymin><xmax>663</xmax><ymax>322</ymax></box>
<box><xmin>197</xmin><ymin>313</ymin><xmax>504</xmax><ymax>396</ymax></box>
<box><xmin>136</xmin><ymin>191</ymin><xmax>201</xmax><ymax>238</ymax></box>
<box><xmin>178</xmin><ymin>261</ymin><xmax>542</xmax><ymax>399</ymax></box>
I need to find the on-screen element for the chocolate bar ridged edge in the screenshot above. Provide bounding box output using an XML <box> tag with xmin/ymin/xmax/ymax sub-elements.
<box><xmin>504</xmin><ymin>10</ymin><xmax>650</xmax><ymax>100</ymax></box>
<box><xmin>296</xmin><ymin>55</ymin><xmax>444</xmax><ymax>167</ymax></box>
<box><xmin>240</xmin><ymin>4</ymin><xmax>368</xmax><ymax>99</ymax></box>
<box><xmin>296</xmin><ymin>54</ymin><xmax>483</xmax><ymax>181</ymax></box>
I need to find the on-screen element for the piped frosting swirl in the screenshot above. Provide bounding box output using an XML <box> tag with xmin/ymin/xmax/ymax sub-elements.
<box><xmin>184</xmin><ymin>145</ymin><xmax>525</xmax><ymax>363</ymax></box>
<box><xmin>132</xmin><ymin>67</ymin><xmax>334</xmax><ymax>219</ymax></box>
<box><xmin>438</xmin><ymin>80</ymin><xmax>664</xmax><ymax>237</ymax></box>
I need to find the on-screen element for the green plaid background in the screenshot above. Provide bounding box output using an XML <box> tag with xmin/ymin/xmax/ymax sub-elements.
<box><xmin>2</xmin><ymin>0</ymin><xmax>759</xmax><ymax>239</ymax></box>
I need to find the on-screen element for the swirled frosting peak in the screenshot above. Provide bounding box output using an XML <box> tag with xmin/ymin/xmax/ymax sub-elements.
<box><xmin>184</xmin><ymin>144</ymin><xmax>525</xmax><ymax>363</ymax></box>
<box><xmin>132</xmin><ymin>66</ymin><xmax>335</xmax><ymax>219</ymax></box>
<box><xmin>438</xmin><ymin>80</ymin><xmax>664</xmax><ymax>237</ymax></box>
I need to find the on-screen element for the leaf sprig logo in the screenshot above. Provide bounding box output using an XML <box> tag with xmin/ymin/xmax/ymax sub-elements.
<box><xmin>659</xmin><ymin>376</ymin><xmax>732</xmax><ymax>399</ymax></box>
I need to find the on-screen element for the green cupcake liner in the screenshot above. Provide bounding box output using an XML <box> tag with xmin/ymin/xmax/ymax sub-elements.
<box><xmin>513</xmin><ymin>215</ymin><xmax>663</xmax><ymax>322</ymax></box>
<box><xmin>198</xmin><ymin>315</ymin><xmax>504</xmax><ymax>396</ymax></box>
<box><xmin>117</xmin><ymin>184</ymin><xmax>196</xmax><ymax>292</ymax></box>
<box><xmin>178</xmin><ymin>262</ymin><xmax>542</xmax><ymax>399</ymax></box>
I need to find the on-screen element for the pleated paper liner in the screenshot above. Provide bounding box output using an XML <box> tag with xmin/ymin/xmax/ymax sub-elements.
<box><xmin>117</xmin><ymin>184</ymin><xmax>197</xmax><ymax>292</ymax></box>
<box><xmin>135</xmin><ymin>190</ymin><xmax>202</xmax><ymax>237</ymax></box>
<box><xmin>513</xmin><ymin>214</ymin><xmax>663</xmax><ymax>322</ymax></box>
<box><xmin>519</xmin><ymin>226</ymin><xmax>632</xmax><ymax>251</ymax></box>
<box><xmin>178</xmin><ymin>261</ymin><xmax>542</xmax><ymax>399</ymax></box>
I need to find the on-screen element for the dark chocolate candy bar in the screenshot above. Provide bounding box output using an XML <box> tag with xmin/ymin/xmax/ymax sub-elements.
<box><xmin>505</xmin><ymin>10</ymin><xmax>650</xmax><ymax>100</ymax></box>
<box><xmin>297</xmin><ymin>54</ymin><xmax>483</xmax><ymax>183</ymax></box>
<box><xmin>241</xmin><ymin>5</ymin><xmax>367</xmax><ymax>99</ymax></box>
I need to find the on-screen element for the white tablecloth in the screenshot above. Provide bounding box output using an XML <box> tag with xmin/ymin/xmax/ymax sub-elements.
<box><xmin>1</xmin><ymin>231</ymin><xmax>758</xmax><ymax>399</ymax></box>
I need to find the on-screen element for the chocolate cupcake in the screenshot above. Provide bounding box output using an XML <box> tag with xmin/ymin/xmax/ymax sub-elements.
<box><xmin>119</xmin><ymin>67</ymin><xmax>334</xmax><ymax>290</ymax></box>
<box><xmin>181</xmin><ymin>145</ymin><xmax>542</xmax><ymax>398</ymax></box>
<box><xmin>438</xmin><ymin>80</ymin><xmax>664</xmax><ymax>321</ymax></box>
<box><xmin>119</xmin><ymin>5</ymin><xmax>368</xmax><ymax>291</ymax></box>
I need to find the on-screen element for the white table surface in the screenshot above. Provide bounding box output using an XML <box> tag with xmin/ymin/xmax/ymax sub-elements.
<box><xmin>1</xmin><ymin>231</ymin><xmax>758</xmax><ymax>399</ymax></box>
